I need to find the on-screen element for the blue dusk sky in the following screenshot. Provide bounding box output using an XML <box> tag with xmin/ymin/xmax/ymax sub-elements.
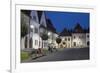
<box><xmin>45</xmin><ymin>11</ymin><xmax>90</xmax><ymax>33</ymax></box>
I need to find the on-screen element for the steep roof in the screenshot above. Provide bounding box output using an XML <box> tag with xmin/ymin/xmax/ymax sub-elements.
<box><xmin>59</xmin><ymin>28</ymin><xmax>72</xmax><ymax>36</ymax></box>
<box><xmin>73</xmin><ymin>23</ymin><xmax>85</xmax><ymax>33</ymax></box>
<box><xmin>46</xmin><ymin>19</ymin><xmax>56</xmax><ymax>33</ymax></box>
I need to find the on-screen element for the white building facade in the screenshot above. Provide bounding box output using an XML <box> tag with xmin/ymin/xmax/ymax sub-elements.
<box><xmin>59</xmin><ymin>24</ymin><xmax>89</xmax><ymax>49</ymax></box>
<box><xmin>21</xmin><ymin>10</ymin><xmax>57</xmax><ymax>50</ymax></box>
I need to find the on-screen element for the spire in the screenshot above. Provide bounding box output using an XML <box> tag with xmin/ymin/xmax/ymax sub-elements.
<box><xmin>74</xmin><ymin>23</ymin><xmax>84</xmax><ymax>33</ymax></box>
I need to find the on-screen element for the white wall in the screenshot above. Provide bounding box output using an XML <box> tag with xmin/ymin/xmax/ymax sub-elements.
<box><xmin>60</xmin><ymin>36</ymin><xmax>72</xmax><ymax>48</ymax></box>
<box><xmin>32</xmin><ymin>34</ymin><xmax>42</xmax><ymax>49</ymax></box>
<box><xmin>72</xmin><ymin>33</ymin><xmax>86</xmax><ymax>48</ymax></box>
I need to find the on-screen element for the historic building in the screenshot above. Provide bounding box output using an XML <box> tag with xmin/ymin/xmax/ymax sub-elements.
<box><xmin>21</xmin><ymin>10</ymin><xmax>89</xmax><ymax>50</ymax></box>
<box><xmin>21</xmin><ymin>10</ymin><xmax>58</xmax><ymax>50</ymax></box>
<box><xmin>59</xmin><ymin>23</ymin><xmax>89</xmax><ymax>48</ymax></box>
<box><xmin>59</xmin><ymin>28</ymin><xmax>72</xmax><ymax>48</ymax></box>
<box><xmin>72</xmin><ymin>23</ymin><xmax>87</xmax><ymax>48</ymax></box>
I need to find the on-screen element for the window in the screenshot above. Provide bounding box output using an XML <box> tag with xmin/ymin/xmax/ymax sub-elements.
<box><xmin>35</xmin><ymin>40</ymin><xmax>38</xmax><ymax>46</ymax></box>
<box><xmin>65</xmin><ymin>38</ymin><xmax>67</xmax><ymax>41</ymax></box>
<box><xmin>74</xmin><ymin>36</ymin><xmax>76</xmax><ymax>39</ymax></box>
<box><xmin>68</xmin><ymin>38</ymin><xmax>70</xmax><ymax>41</ymax></box>
<box><xmin>34</xmin><ymin>27</ymin><xmax>38</xmax><ymax>33</ymax></box>
<box><xmin>87</xmin><ymin>35</ymin><xmax>89</xmax><ymax>38</ymax></box>
<box><xmin>63</xmin><ymin>42</ymin><xmax>66</xmax><ymax>45</ymax></box>
<box><xmin>87</xmin><ymin>41</ymin><xmax>89</xmax><ymax>46</ymax></box>
<box><xmin>73</xmin><ymin>42</ymin><xmax>76</xmax><ymax>46</ymax></box>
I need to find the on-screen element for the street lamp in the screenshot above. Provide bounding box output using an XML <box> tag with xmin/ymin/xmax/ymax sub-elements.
<box><xmin>48</xmin><ymin>32</ymin><xmax>51</xmax><ymax>36</ymax></box>
<box><xmin>30</xmin><ymin>24</ymin><xmax>34</xmax><ymax>29</ymax></box>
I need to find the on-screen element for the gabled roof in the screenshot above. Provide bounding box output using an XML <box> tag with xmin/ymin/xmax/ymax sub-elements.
<box><xmin>73</xmin><ymin>23</ymin><xmax>85</xmax><ymax>33</ymax></box>
<box><xmin>59</xmin><ymin>28</ymin><xmax>72</xmax><ymax>36</ymax></box>
<box><xmin>46</xmin><ymin>19</ymin><xmax>56</xmax><ymax>33</ymax></box>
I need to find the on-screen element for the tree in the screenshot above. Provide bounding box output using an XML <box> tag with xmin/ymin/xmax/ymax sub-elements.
<box><xmin>41</xmin><ymin>33</ymin><xmax>48</xmax><ymax>40</ymax></box>
<box><xmin>56</xmin><ymin>37</ymin><xmax>62</xmax><ymax>48</ymax></box>
<box><xmin>21</xmin><ymin>24</ymin><xmax>28</xmax><ymax>38</ymax></box>
<box><xmin>21</xmin><ymin>10</ymin><xmax>31</xmax><ymax>38</ymax></box>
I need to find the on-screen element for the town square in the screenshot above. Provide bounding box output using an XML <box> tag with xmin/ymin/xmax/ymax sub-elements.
<box><xmin>21</xmin><ymin>10</ymin><xmax>90</xmax><ymax>63</ymax></box>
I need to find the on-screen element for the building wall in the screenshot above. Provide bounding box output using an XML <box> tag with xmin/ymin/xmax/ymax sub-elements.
<box><xmin>32</xmin><ymin>34</ymin><xmax>42</xmax><ymax>49</ymax></box>
<box><xmin>86</xmin><ymin>33</ymin><xmax>89</xmax><ymax>47</ymax></box>
<box><xmin>72</xmin><ymin>33</ymin><xmax>86</xmax><ymax>48</ymax></box>
<box><xmin>59</xmin><ymin>36</ymin><xmax>72</xmax><ymax>48</ymax></box>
